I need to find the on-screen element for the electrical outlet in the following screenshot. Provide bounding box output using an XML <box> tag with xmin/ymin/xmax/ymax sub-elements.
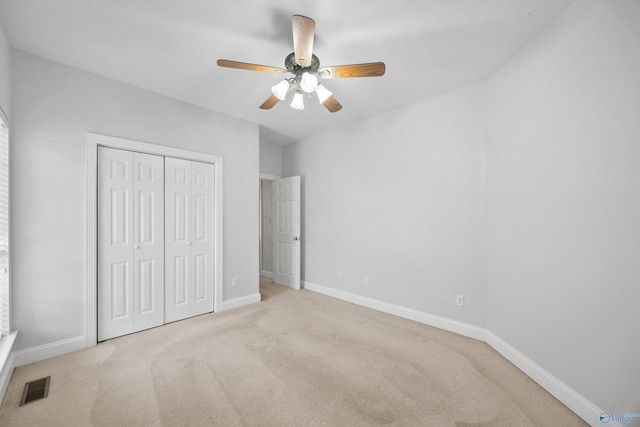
<box><xmin>232</xmin><ymin>277</ymin><xmax>239</xmax><ymax>287</ymax></box>
<box><xmin>337</xmin><ymin>272</ymin><xmax>342</xmax><ymax>280</ymax></box>
<box><xmin>363</xmin><ymin>276</ymin><xmax>369</xmax><ymax>285</ymax></box>
<box><xmin>456</xmin><ymin>295</ymin><xmax>464</xmax><ymax>307</ymax></box>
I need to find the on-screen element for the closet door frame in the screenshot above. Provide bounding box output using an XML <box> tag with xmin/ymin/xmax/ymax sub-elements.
<box><xmin>86</xmin><ymin>133</ymin><xmax>223</xmax><ymax>347</ymax></box>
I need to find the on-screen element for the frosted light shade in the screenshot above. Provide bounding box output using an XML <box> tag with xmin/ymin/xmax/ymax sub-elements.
<box><xmin>290</xmin><ymin>92</ymin><xmax>305</xmax><ymax>110</ymax></box>
<box><xmin>271</xmin><ymin>80</ymin><xmax>290</xmax><ymax>100</ymax></box>
<box><xmin>315</xmin><ymin>84</ymin><xmax>333</xmax><ymax>104</ymax></box>
<box><xmin>300</xmin><ymin>72</ymin><xmax>318</xmax><ymax>93</ymax></box>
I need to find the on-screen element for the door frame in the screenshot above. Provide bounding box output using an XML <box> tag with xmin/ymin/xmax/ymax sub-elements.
<box><xmin>86</xmin><ymin>133</ymin><xmax>223</xmax><ymax>347</ymax></box>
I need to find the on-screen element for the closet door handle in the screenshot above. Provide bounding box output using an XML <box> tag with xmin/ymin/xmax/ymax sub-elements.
<box><xmin>186</xmin><ymin>241</ymin><xmax>192</xmax><ymax>246</ymax></box>
<box><xmin>134</xmin><ymin>245</ymin><xmax>141</xmax><ymax>249</ymax></box>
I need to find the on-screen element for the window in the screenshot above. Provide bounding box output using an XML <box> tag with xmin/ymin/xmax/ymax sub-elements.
<box><xmin>0</xmin><ymin>116</ymin><xmax>8</xmax><ymax>337</ymax></box>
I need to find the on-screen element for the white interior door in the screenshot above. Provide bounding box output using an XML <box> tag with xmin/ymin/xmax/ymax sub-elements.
<box><xmin>165</xmin><ymin>158</ymin><xmax>215</xmax><ymax>322</ymax></box>
<box><xmin>98</xmin><ymin>147</ymin><xmax>164</xmax><ymax>341</ymax></box>
<box><xmin>273</xmin><ymin>176</ymin><xmax>301</xmax><ymax>289</ymax></box>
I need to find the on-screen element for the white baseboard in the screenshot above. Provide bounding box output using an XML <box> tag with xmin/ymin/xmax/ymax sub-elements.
<box><xmin>0</xmin><ymin>334</ymin><xmax>86</xmax><ymax>406</ymax></box>
<box><xmin>302</xmin><ymin>280</ymin><xmax>610</xmax><ymax>427</ymax></box>
<box><xmin>11</xmin><ymin>335</ymin><xmax>87</xmax><ymax>368</ymax></box>
<box><xmin>260</xmin><ymin>270</ymin><xmax>273</xmax><ymax>279</ymax></box>
<box><xmin>484</xmin><ymin>332</ymin><xmax>616</xmax><ymax>427</ymax></box>
<box><xmin>302</xmin><ymin>281</ymin><xmax>486</xmax><ymax>341</ymax></box>
<box><xmin>222</xmin><ymin>293</ymin><xmax>261</xmax><ymax>311</ymax></box>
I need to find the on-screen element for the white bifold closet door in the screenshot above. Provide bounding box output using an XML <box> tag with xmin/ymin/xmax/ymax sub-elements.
<box><xmin>165</xmin><ymin>158</ymin><xmax>215</xmax><ymax>323</ymax></box>
<box><xmin>98</xmin><ymin>147</ymin><xmax>165</xmax><ymax>341</ymax></box>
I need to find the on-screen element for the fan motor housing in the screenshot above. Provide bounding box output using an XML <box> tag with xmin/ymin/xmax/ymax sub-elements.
<box><xmin>285</xmin><ymin>52</ymin><xmax>320</xmax><ymax>74</ymax></box>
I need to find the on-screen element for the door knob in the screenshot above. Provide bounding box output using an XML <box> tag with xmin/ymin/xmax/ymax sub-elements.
<box><xmin>293</xmin><ymin>236</ymin><xmax>301</xmax><ymax>241</ymax></box>
<box><xmin>134</xmin><ymin>245</ymin><xmax>141</xmax><ymax>249</ymax></box>
<box><xmin>186</xmin><ymin>241</ymin><xmax>192</xmax><ymax>246</ymax></box>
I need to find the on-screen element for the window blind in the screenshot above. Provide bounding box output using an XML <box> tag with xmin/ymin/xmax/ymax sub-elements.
<box><xmin>0</xmin><ymin>120</ymin><xmax>9</xmax><ymax>337</ymax></box>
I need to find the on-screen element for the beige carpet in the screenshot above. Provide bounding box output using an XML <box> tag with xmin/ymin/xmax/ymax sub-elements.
<box><xmin>0</xmin><ymin>278</ymin><xmax>586</xmax><ymax>426</ymax></box>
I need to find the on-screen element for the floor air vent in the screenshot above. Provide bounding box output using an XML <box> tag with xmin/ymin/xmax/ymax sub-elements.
<box><xmin>19</xmin><ymin>376</ymin><xmax>51</xmax><ymax>406</ymax></box>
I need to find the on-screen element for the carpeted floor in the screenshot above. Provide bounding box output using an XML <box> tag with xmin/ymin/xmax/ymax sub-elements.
<box><xmin>0</xmin><ymin>278</ymin><xmax>586</xmax><ymax>426</ymax></box>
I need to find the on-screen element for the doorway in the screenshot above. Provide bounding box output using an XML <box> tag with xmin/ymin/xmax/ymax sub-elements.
<box><xmin>259</xmin><ymin>174</ymin><xmax>278</xmax><ymax>280</ymax></box>
<box><xmin>260</xmin><ymin>174</ymin><xmax>301</xmax><ymax>290</ymax></box>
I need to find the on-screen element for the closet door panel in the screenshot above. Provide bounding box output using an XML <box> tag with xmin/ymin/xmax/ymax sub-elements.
<box><xmin>190</xmin><ymin>161</ymin><xmax>215</xmax><ymax>316</ymax></box>
<box><xmin>132</xmin><ymin>152</ymin><xmax>165</xmax><ymax>332</ymax></box>
<box><xmin>165</xmin><ymin>157</ymin><xmax>192</xmax><ymax>323</ymax></box>
<box><xmin>98</xmin><ymin>147</ymin><xmax>134</xmax><ymax>341</ymax></box>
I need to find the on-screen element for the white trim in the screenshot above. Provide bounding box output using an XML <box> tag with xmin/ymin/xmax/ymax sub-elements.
<box><xmin>0</xmin><ymin>331</ymin><xmax>17</xmax><ymax>405</ymax></box>
<box><xmin>86</xmin><ymin>139</ymin><xmax>97</xmax><ymax>348</ymax></box>
<box><xmin>86</xmin><ymin>132</ymin><xmax>224</xmax><ymax>347</ymax></box>
<box><xmin>222</xmin><ymin>293</ymin><xmax>261</xmax><ymax>311</ymax></box>
<box><xmin>259</xmin><ymin>173</ymin><xmax>280</xmax><ymax>180</ymax></box>
<box><xmin>0</xmin><ymin>331</ymin><xmax>16</xmax><ymax>374</ymax></box>
<box><xmin>260</xmin><ymin>270</ymin><xmax>273</xmax><ymax>279</ymax></box>
<box><xmin>484</xmin><ymin>332</ymin><xmax>616</xmax><ymax>427</ymax></box>
<box><xmin>0</xmin><ymin>352</ymin><xmax>14</xmax><ymax>406</ymax></box>
<box><xmin>1</xmin><ymin>336</ymin><xmax>85</xmax><ymax>404</ymax></box>
<box><xmin>302</xmin><ymin>280</ymin><xmax>611</xmax><ymax>427</ymax></box>
<box><xmin>12</xmin><ymin>335</ymin><xmax>86</xmax><ymax>368</ymax></box>
<box><xmin>302</xmin><ymin>281</ymin><xmax>486</xmax><ymax>340</ymax></box>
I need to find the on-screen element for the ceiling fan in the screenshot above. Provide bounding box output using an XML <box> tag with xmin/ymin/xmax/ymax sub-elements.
<box><xmin>217</xmin><ymin>15</ymin><xmax>386</xmax><ymax>113</ymax></box>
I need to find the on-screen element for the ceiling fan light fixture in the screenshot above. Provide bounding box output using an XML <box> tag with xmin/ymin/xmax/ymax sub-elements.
<box><xmin>216</xmin><ymin>14</ymin><xmax>386</xmax><ymax>114</ymax></box>
<box><xmin>315</xmin><ymin>84</ymin><xmax>332</xmax><ymax>104</ymax></box>
<box><xmin>271</xmin><ymin>79</ymin><xmax>290</xmax><ymax>100</ymax></box>
<box><xmin>290</xmin><ymin>91</ymin><xmax>305</xmax><ymax>111</ymax></box>
<box><xmin>300</xmin><ymin>72</ymin><xmax>318</xmax><ymax>93</ymax></box>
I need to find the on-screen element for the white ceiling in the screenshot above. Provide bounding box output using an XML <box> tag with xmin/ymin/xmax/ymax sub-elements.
<box><xmin>0</xmin><ymin>0</ymin><xmax>574</xmax><ymax>144</ymax></box>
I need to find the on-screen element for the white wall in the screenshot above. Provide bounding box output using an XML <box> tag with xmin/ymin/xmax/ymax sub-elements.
<box><xmin>281</xmin><ymin>1</ymin><xmax>640</xmax><ymax>421</ymax></box>
<box><xmin>259</xmin><ymin>135</ymin><xmax>283</xmax><ymax>177</ymax></box>
<box><xmin>486</xmin><ymin>0</ymin><xmax>640</xmax><ymax>417</ymax></box>
<box><xmin>0</xmin><ymin>17</ymin><xmax>10</xmax><ymax>119</ymax></box>
<box><xmin>283</xmin><ymin>83</ymin><xmax>487</xmax><ymax>326</ymax></box>
<box><xmin>10</xmin><ymin>50</ymin><xmax>259</xmax><ymax>352</ymax></box>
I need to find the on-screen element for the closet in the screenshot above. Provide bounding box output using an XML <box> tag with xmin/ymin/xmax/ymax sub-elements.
<box><xmin>97</xmin><ymin>147</ymin><xmax>215</xmax><ymax>341</ymax></box>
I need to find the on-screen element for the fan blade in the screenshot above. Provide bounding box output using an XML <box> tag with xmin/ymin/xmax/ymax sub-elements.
<box><xmin>322</xmin><ymin>96</ymin><xmax>342</xmax><ymax>113</ymax></box>
<box><xmin>259</xmin><ymin>94</ymin><xmax>280</xmax><ymax>110</ymax></box>
<box><xmin>217</xmin><ymin>59</ymin><xmax>287</xmax><ymax>74</ymax></box>
<box><xmin>318</xmin><ymin>62</ymin><xmax>386</xmax><ymax>79</ymax></box>
<box><xmin>292</xmin><ymin>15</ymin><xmax>315</xmax><ymax>67</ymax></box>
